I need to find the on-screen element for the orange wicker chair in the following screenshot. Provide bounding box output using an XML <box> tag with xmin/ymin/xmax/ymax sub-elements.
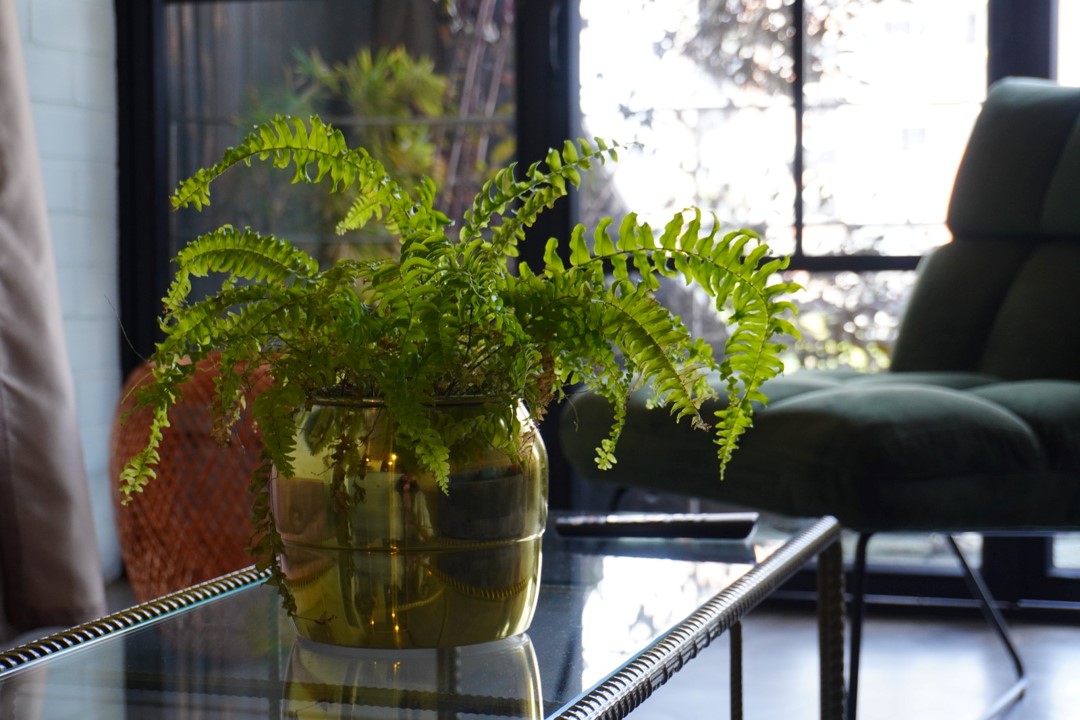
<box><xmin>109</xmin><ymin>357</ymin><xmax>270</xmax><ymax>602</ymax></box>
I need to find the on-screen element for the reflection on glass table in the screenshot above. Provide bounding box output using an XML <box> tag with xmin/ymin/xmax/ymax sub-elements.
<box><xmin>0</xmin><ymin>514</ymin><xmax>841</xmax><ymax>720</ymax></box>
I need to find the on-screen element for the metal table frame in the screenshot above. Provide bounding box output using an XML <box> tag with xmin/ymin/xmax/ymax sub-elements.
<box><xmin>1</xmin><ymin>516</ymin><xmax>844</xmax><ymax>719</ymax></box>
<box><xmin>552</xmin><ymin>516</ymin><xmax>845</xmax><ymax>720</ymax></box>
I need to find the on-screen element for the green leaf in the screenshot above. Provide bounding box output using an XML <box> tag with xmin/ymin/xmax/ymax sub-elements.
<box><xmin>544</xmin><ymin>237</ymin><xmax>565</xmax><ymax>272</ymax></box>
<box><xmin>569</xmin><ymin>225</ymin><xmax>591</xmax><ymax>266</ymax></box>
<box><xmin>593</xmin><ymin>218</ymin><xmax>615</xmax><ymax>256</ymax></box>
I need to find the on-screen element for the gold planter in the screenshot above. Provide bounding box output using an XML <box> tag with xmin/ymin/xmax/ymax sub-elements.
<box><xmin>271</xmin><ymin>398</ymin><xmax>548</xmax><ymax>649</ymax></box>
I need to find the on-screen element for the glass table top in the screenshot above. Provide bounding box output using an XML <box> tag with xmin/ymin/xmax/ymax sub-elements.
<box><xmin>0</xmin><ymin>514</ymin><xmax>837</xmax><ymax>719</ymax></box>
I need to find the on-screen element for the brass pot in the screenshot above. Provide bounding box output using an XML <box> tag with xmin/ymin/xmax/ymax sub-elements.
<box><xmin>271</xmin><ymin>397</ymin><xmax>548</xmax><ymax>648</ymax></box>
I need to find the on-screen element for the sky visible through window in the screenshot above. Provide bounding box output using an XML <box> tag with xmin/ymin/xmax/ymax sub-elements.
<box><xmin>578</xmin><ymin>0</ymin><xmax>986</xmax><ymax>258</ymax></box>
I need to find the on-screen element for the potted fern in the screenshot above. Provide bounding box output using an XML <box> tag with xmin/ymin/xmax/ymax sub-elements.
<box><xmin>119</xmin><ymin>115</ymin><xmax>797</xmax><ymax>649</ymax></box>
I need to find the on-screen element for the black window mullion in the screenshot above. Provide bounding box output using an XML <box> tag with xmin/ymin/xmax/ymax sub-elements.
<box><xmin>516</xmin><ymin>0</ymin><xmax>578</xmax><ymax>509</ymax></box>
<box><xmin>515</xmin><ymin>0</ymin><xmax>578</xmax><ymax>274</ymax></box>
<box><xmin>988</xmin><ymin>0</ymin><xmax>1057</xmax><ymax>83</ymax></box>
<box><xmin>792</xmin><ymin>0</ymin><xmax>805</xmax><ymax>260</ymax></box>
<box><xmin>116</xmin><ymin>0</ymin><xmax>170</xmax><ymax>378</ymax></box>
<box><xmin>980</xmin><ymin>0</ymin><xmax>1060</xmax><ymax>605</ymax></box>
<box><xmin>785</xmin><ymin>0</ymin><xmax>918</xmax><ymax>275</ymax></box>
<box><xmin>981</xmin><ymin>535</ymin><xmax>1051</xmax><ymax>604</ymax></box>
<box><xmin>784</xmin><ymin>254</ymin><xmax>922</xmax><ymax>273</ymax></box>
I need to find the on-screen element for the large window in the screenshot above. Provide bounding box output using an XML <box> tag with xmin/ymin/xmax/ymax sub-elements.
<box><xmin>575</xmin><ymin>0</ymin><xmax>991</xmax><ymax>591</ymax></box>
<box><xmin>117</xmin><ymin>0</ymin><xmax>1076</xmax><ymax>609</ymax></box>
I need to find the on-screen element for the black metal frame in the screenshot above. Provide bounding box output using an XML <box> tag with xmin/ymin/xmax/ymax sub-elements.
<box><xmin>847</xmin><ymin>533</ymin><xmax>1028</xmax><ymax>720</ymax></box>
<box><xmin>115</xmin><ymin>0</ymin><xmax>1077</xmax><ymax>604</ymax></box>
<box><xmin>552</xmin><ymin>518</ymin><xmax>845</xmax><ymax>720</ymax></box>
<box><xmin>115</xmin><ymin>0</ymin><xmax>169</xmax><ymax>376</ymax></box>
<box><xmin>2</xmin><ymin>520</ymin><xmax>844</xmax><ymax>720</ymax></box>
<box><xmin>515</xmin><ymin>0</ymin><xmax>581</xmax><ymax>509</ymax></box>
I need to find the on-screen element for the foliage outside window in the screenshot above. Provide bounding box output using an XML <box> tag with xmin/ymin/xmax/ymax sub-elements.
<box><xmin>578</xmin><ymin>0</ymin><xmax>986</xmax><ymax>372</ymax></box>
<box><xmin>167</xmin><ymin>0</ymin><xmax>515</xmax><ymax>269</ymax></box>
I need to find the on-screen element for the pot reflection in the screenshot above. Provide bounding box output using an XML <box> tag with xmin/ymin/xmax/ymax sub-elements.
<box><xmin>283</xmin><ymin>633</ymin><xmax>543</xmax><ymax>719</ymax></box>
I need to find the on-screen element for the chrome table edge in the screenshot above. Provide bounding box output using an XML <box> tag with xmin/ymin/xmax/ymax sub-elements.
<box><xmin>553</xmin><ymin>516</ymin><xmax>843</xmax><ymax>720</ymax></box>
<box><xmin>0</xmin><ymin>565</ymin><xmax>270</xmax><ymax>676</ymax></box>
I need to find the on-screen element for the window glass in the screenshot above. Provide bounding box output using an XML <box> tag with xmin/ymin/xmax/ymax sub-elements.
<box><xmin>578</xmin><ymin>0</ymin><xmax>796</xmax><ymax>253</ymax></box>
<box><xmin>843</xmin><ymin>532</ymin><xmax>983</xmax><ymax>570</ymax></box>
<box><xmin>579</xmin><ymin>0</ymin><xmax>986</xmax><ymax>370</ymax></box>
<box><xmin>1054</xmin><ymin>534</ymin><xmax>1080</xmax><ymax>571</ymax></box>
<box><xmin>785</xmin><ymin>270</ymin><xmax>913</xmax><ymax>372</ymax></box>
<box><xmin>165</xmin><ymin>0</ymin><xmax>515</xmax><ymax>269</ymax></box>
<box><xmin>578</xmin><ymin>0</ymin><xmax>797</xmax><ymax>360</ymax></box>
<box><xmin>803</xmin><ymin>0</ymin><xmax>986</xmax><ymax>257</ymax></box>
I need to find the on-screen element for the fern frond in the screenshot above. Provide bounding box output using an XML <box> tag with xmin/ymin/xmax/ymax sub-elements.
<box><xmin>540</xmin><ymin>210</ymin><xmax>798</xmax><ymax>476</ymax></box>
<box><xmin>121</xmin><ymin>116</ymin><xmax>800</xmax><ymax>606</ymax></box>
<box><xmin>461</xmin><ymin>138</ymin><xmax>624</xmax><ymax>259</ymax></box>
<box><xmin>170</xmin><ymin>115</ymin><xmax>422</xmax><ymax>235</ymax></box>
<box><xmin>165</xmin><ymin>227</ymin><xmax>318</xmax><ymax>312</ymax></box>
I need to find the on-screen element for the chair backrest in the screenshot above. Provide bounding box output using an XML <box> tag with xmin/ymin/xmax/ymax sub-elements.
<box><xmin>890</xmin><ymin>78</ymin><xmax>1080</xmax><ymax>380</ymax></box>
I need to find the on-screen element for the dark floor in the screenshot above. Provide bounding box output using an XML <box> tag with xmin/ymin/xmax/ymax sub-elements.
<box><xmin>632</xmin><ymin>606</ymin><xmax>1080</xmax><ymax>720</ymax></box>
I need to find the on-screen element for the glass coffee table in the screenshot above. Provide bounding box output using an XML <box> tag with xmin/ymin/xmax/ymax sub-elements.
<box><xmin>0</xmin><ymin>513</ymin><xmax>842</xmax><ymax>719</ymax></box>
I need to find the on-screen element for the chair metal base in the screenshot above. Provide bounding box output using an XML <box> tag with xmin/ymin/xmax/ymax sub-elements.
<box><xmin>847</xmin><ymin>533</ymin><xmax>1027</xmax><ymax>720</ymax></box>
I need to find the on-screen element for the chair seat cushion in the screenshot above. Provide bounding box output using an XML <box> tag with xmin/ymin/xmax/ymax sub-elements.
<box><xmin>560</xmin><ymin>373</ymin><xmax>1080</xmax><ymax>532</ymax></box>
<box><xmin>970</xmin><ymin>381</ymin><xmax>1080</xmax><ymax>474</ymax></box>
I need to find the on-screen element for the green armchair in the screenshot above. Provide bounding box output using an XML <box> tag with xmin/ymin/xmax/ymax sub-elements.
<box><xmin>560</xmin><ymin>77</ymin><xmax>1080</xmax><ymax>719</ymax></box>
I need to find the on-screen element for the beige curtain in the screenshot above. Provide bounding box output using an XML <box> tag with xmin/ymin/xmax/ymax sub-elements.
<box><xmin>0</xmin><ymin>0</ymin><xmax>106</xmax><ymax>640</ymax></box>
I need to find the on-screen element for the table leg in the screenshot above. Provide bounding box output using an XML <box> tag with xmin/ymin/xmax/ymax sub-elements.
<box><xmin>730</xmin><ymin>620</ymin><xmax>743</xmax><ymax>720</ymax></box>
<box><xmin>817</xmin><ymin>540</ymin><xmax>846</xmax><ymax>720</ymax></box>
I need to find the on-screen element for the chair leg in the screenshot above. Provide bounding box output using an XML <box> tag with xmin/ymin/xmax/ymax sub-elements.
<box><xmin>846</xmin><ymin>532</ymin><xmax>872</xmax><ymax>720</ymax></box>
<box><xmin>849</xmin><ymin>534</ymin><xmax>1027</xmax><ymax>720</ymax></box>
<box><xmin>606</xmin><ymin>485</ymin><xmax>629</xmax><ymax>512</ymax></box>
<box><xmin>947</xmin><ymin>535</ymin><xmax>1028</xmax><ymax>719</ymax></box>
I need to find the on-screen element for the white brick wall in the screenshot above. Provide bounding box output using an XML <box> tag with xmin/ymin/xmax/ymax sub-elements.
<box><xmin>19</xmin><ymin>0</ymin><xmax>122</xmax><ymax>581</ymax></box>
